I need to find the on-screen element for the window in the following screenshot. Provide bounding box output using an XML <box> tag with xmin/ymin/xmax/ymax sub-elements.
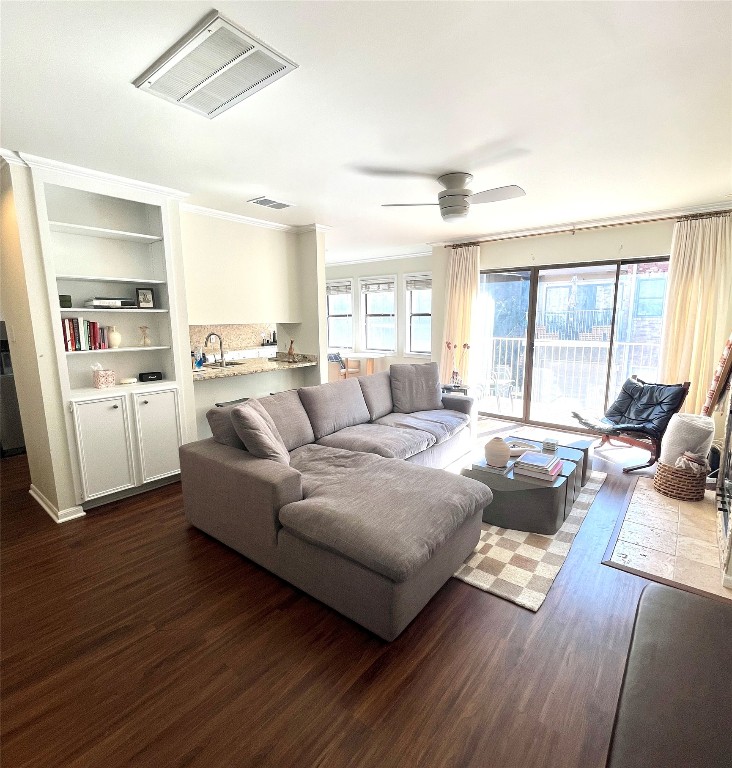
<box><xmin>360</xmin><ymin>276</ymin><xmax>396</xmax><ymax>351</ymax></box>
<box><xmin>634</xmin><ymin>277</ymin><xmax>666</xmax><ymax>318</ymax></box>
<box><xmin>405</xmin><ymin>273</ymin><xmax>432</xmax><ymax>354</ymax></box>
<box><xmin>326</xmin><ymin>279</ymin><xmax>354</xmax><ymax>349</ymax></box>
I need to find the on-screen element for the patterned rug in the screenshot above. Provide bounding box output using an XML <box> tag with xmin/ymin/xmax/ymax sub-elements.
<box><xmin>453</xmin><ymin>471</ymin><xmax>606</xmax><ymax>611</ymax></box>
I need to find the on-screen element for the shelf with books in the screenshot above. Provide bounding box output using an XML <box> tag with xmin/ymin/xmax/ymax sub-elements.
<box><xmin>60</xmin><ymin>308</ymin><xmax>169</xmax><ymax>314</ymax></box>
<box><xmin>65</xmin><ymin>346</ymin><xmax>170</xmax><ymax>354</ymax></box>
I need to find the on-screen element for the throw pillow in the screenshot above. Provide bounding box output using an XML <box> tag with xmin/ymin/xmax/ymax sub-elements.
<box><xmin>358</xmin><ymin>370</ymin><xmax>394</xmax><ymax>420</ymax></box>
<box><xmin>390</xmin><ymin>362</ymin><xmax>444</xmax><ymax>413</ymax></box>
<box><xmin>230</xmin><ymin>400</ymin><xmax>290</xmax><ymax>464</ymax></box>
<box><xmin>207</xmin><ymin>404</ymin><xmax>246</xmax><ymax>450</ymax></box>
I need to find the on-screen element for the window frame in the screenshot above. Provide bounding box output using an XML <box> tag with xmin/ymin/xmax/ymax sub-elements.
<box><xmin>325</xmin><ymin>279</ymin><xmax>355</xmax><ymax>351</ymax></box>
<box><xmin>360</xmin><ymin>275</ymin><xmax>397</xmax><ymax>352</ymax></box>
<box><xmin>404</xmin><ymin>272</ymin><xmax>432</xmax><ymax>357</ymax></box>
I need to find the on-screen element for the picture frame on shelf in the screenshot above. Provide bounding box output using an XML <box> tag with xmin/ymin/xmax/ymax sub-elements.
<box><xmin>136</xmin><ymin>287</ymin><xmax>154</xmax><ymax>308</ymax></box>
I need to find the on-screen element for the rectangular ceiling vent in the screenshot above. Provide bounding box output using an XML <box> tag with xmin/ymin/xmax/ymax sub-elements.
<box><xmin>133</xmin><ymin>10</ymin><xmax>298</xmax><ymax>119</ymax></box>
<box><xmin>248</xmin><ymin>196</ymin><xmax>292</xmax><ymax>210</ymax></box>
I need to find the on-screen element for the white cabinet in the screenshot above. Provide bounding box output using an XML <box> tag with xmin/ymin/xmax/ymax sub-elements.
<box><xmin>72</xmin><ymin>396</ymin><xmax>135</xmax><ymax>500</ymax></box>
<box><xmin>72</xmin><ymin>387</ymin><xmax>180</xmax><ymax>501</ymax></box>
<box><xmin>133</xmin><ymin>389</ymin><xmax>181</xmax><ymax>482</ymax></box>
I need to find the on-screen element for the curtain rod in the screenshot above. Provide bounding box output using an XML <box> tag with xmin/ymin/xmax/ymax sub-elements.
<box><xmin>448</xmin><ymin>209</ymin><xmax>731</xmax><ymax>248</ymax></box>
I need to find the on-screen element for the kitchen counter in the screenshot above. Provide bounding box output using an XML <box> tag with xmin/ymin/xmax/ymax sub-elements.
<box><xmin>192</xmin><ymin>354</ymin><xmax>317</xmax><ymax>382</ymax></box>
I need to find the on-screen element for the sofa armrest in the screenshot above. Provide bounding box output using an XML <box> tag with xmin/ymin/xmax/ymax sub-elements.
<box><xmin>179</xmin><ymin>439</ymin><xmax>302</xmax><ymax>559</ymax></box>
<box><xmin>441</xmin><ymin>393</ymin><xmax>474</xmax><ymax>415</ymax></box>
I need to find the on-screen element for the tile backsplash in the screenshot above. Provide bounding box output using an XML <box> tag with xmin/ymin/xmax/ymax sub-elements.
<box><xmin>189</xmin><ymin>324</ymin><xmax>276</xmax><ymax>353</ymax></box>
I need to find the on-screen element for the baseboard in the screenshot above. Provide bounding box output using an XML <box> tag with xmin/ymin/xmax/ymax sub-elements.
<box><xmin>724</xmin><ymin>572</ymin><xmax>732</xmax><ymax>590</ymax></box>
<box><xmin>29</xmin><ymin>485</ymin><xmax>85</xmax><ymax>524</ymax></box>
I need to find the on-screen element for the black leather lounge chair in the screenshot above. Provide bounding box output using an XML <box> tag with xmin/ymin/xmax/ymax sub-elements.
<box><xmin>572</xmin><ymin>376</ymin><xmax>690</xmax><ymax>473</ymax></box>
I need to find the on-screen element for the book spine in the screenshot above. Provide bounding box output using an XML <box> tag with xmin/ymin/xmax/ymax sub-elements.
<box><xmin>61</xmin><ymin>319</ymin><xmax>69</xmax><ymax>351</ymax></box>
<box><xmin>71</xmin><ymin>318</ymin><xmax>79</xmax><ymax>351</ymax></box>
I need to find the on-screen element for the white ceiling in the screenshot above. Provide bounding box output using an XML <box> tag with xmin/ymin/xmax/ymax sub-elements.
<box><xmin>2</xmin><ymin>1</ymin><xmax>731</xmax><ymax>262</ymax></box>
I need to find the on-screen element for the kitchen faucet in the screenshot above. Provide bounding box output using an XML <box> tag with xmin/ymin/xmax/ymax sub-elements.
<box><xmin>204</xmin><ymin>332</ymin><xmax>226</xmax><ymax>367</ymax></box>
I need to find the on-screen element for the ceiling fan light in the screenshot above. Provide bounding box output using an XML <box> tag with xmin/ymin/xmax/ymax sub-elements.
<box><xmin>441</xmin><ymin>207</ymin><xmax>469</xmax><ymax>221</ymax></box>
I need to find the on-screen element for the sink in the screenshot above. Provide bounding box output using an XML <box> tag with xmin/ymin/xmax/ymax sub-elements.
<box><xmin>202</xmin><ymin>361</ymin><xmax>248</xmax><ymax>368</ymax></box>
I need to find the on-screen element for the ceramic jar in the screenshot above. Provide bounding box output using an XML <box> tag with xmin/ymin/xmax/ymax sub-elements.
<box><xmin>108</xmin><ymin>326</ymin><xmax>121</xmax><ymax>349</ymax></box>
<box><xmin>485</xmin><ymin>437</ymin><xmax>511</xmax><ymax>467</ymax></box>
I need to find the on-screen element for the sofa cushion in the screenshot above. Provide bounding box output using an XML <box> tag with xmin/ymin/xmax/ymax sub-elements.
<box><xmin>316</xmin><ymin>423</ymin><xmax>436</xmax><ymax>459</ymax></box>
<box><xmin>358</xmin><ymin>371</ymin><xmax>394</xmax><ymax>420</ymax></box>
<box><xmin>298</xmin><ymin>378</ymin><xmax>371</xmax><ymax>440</ymax></box>
<box><xmin>281</xmin><ymin>444</ymin><xmax>492</xmax><ymax>582</ymax></box>
<box><xmin>230</xmin><ymin>400</ymin><xmax>290</xmax><ymax>465</ymax></box>
<box><xmin>257</xmin><ymin>390</ymin><xmax>315</xmax><ymax>451</ymax></box>
<box><xmin>375</xmin><ymin>409</ymin><xmax>470</xmax><ymax>444</ymax></box>
<box><xmin>390</xmin><ymin>362</ymin><xmax>444</xmax><ymax>413</ymax></box>
<box><xmin>206</xmin><ymin>404</ymin><xmax>246</xmax><ymax>450</ymax></box>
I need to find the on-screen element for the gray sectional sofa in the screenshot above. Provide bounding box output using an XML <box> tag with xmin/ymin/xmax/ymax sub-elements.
<box><xmin>180</xmin><ymin>363</ymin><xmax>493</xmax><ymax>640</ymax></box>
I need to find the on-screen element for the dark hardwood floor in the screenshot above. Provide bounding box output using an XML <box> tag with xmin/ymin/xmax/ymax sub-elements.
<box><xmin>1</xmin><ymin>453</ymin><xmax>647</xmax><ymax>768</ymax></box>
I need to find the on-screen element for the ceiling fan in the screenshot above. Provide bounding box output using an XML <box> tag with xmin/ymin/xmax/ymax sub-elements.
<box><xmin>381</xmin><ymin>172</ymin><xmax>525</xmax><ymax>221</ymax></box>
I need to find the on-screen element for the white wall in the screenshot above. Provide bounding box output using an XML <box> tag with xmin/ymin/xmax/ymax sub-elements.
<box><xmin>477</xmin><ymin>220</ymin><xmax>675</xmax><ymax>269</ymax></box>
<box><xmin>180</xmin><ymin>209</ymin><xmax>301</xmax><ymax>325</ymax></box>
<box><xmin>0</xmin><ymin>161</ymin><xmax>78</xmax><ymax>514</ymax></box>
<box><xmin>325</xmin><ymin>251</ymin><xmax>448</xmax><ymax>369</ymax></box>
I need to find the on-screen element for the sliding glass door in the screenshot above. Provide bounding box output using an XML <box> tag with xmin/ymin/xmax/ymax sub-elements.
<box><xmin>529</xmin><ymin>264</ymin><xmax>618</xmax><ymax>426</ymax></box>
<box><xmin>476</xmin><ymin>258</ymin><xmax>669</xmax><ymax>428</ymax></box>
<box><xmin>475</xmin><ymin>271</ymin><xmax>530</xmax><ymax>418</ymax></box>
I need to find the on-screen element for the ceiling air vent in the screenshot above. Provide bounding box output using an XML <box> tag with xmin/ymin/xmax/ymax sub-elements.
<box><xmin>133</xmin><ymin>10</ymin><xmax>298</xmax><ymax>119</ymax></box>
<box><xmin>248</xmin><ymin>196</ymin><xmax>292</xmax><ymax>210</ymax></box>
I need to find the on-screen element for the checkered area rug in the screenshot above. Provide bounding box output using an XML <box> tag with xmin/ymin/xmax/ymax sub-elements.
<box><xmin>453</xmin><ymin>471</ymin><xmax>606</xmax><ymax>611</ymax></box>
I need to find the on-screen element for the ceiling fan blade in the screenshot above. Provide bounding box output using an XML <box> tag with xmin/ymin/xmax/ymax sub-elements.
<box><xmin>382</xmin><ymin>203</ymin><xmax>439</xmax><ymax>207</ymax></box>
<box><xmin>353</xmin><ymin>165</ymin><xmax>438</xmax><ymax>180</ymax></box>
<box><xmin>470</xmin><ymin>185</ymin><xmax>526</xmax><ymax>204</ymax></box>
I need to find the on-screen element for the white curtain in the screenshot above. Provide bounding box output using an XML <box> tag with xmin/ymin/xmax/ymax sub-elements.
<box><xmin>440</xmin><ymin>245</ymin><xmax>480</xmax><ymax>383</ymax></box>
<box><xmin>660</xmin><ymin>214</ymin><xmax>732</xmax><ymax>413</ymax></box>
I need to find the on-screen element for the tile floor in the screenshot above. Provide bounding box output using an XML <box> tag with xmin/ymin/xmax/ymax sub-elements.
<box><xmin>609</xmin><ymin>477</ymin><xmax>731</xmax><ymax>600</ymax></box>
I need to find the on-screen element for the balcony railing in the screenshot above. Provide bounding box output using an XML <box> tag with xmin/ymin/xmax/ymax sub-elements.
<box><xmin>476</xmin><ymin>336</ymin><xmax>662</xmax><ymax>424</ymax></box>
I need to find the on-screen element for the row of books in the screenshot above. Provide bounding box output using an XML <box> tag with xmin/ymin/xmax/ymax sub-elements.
<box><xmin>61</xmin><ymin>317</ymin><xmax>112</xmax><ymax>351</ymax></box>
<box><xmin>513</xmin><ymin>451</ymin><xmax>563</xmax><ymax>482</ymax></box>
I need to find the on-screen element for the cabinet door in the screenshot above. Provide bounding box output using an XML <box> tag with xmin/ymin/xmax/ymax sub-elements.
<box><xmin>73</xmin><ymin>397</ymin><xmax>134</xmax><ymax>500</ymax></box>
<box><xmin>134</xmin><ymin>389</ymin><xmax>181</xmax><ymax>482</ymax></box>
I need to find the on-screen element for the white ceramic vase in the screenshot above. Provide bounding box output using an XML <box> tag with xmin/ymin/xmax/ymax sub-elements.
<box><xmin>108</xmin><ymin>326</ymin><xmax>121</xmax><ymax>349</ymax></box>
<box><xmin>485</xmin><ymin>437</ymin><xmax>511</xmax><ymax>467</ymax></box>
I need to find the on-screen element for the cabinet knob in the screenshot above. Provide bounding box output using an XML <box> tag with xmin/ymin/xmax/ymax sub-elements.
<box><xmin>142</xmin><ymin>400</ymin><xmax>149</xmax><ymax>405</ymax></box>
<box><xmin>112</xmin><ymin>404</ymin><xmax>119</xmax><ymax>409</ymax></box>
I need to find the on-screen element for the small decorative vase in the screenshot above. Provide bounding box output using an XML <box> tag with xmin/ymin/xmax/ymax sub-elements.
<box><xmin>108</xmin><ymin>326</ymin><xmax>121</xmax><ymax>349</ymax></box>
<box><xmin>485</xmin><ymin>437</ymin><xmax>511</xmax><ymax>467</ymax></box>
<box><xmin>139</xmin><ymin>326</ymin><xmax>151</xmax><ymax>347</ymax></box>
<box><xmin>287</xmin><ymin>339</ymin><xmax>295</xmax><ymax>362</ymax></box>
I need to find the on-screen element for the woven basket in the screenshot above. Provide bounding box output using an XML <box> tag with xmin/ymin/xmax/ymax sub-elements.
<box><xmin>653</xmin><ymin>461</ymin><xmax>706</xmax><ymax>501</ymax></box>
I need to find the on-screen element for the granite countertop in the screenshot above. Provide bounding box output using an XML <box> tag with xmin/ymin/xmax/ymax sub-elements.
<box><xmin>192</xmin><ymin>353</ymin><xmax>317</xmax><ymax>382</ymax></box>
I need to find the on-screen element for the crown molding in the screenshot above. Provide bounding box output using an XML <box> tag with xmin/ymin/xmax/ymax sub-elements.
<box><xmin>430</xmin><ymin>200</ymin><xmax>732</xmax><ymax>247</ymax></box>
<box><xmin>17</xmin><ymin>152</ymin><xmax>188</xmax><ymax>199</ymax></box>
<box><xmin>326</xmin><ymin>250</ymin><xmax>431</xmax><ymax>267</ymax></box>
<box><xmin>180</xmin><ymin>202</ymin><xmax>293</xmax><ymax>231</ymax></box>
<box><xmin>291</xmin><ymin>223</ymin><xmax>333</xmax><ymax>233</ymax></box>
<box><xmin>0</xmin><ymin>148</ymin><xmax>27</xmax><ymax>167</ymax></box>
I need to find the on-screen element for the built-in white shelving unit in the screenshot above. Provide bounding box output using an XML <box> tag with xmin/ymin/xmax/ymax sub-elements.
<box><xmin>22</xmin><ymin>155</ymin><xmax>190</xmax><ymax>509</ymax></box>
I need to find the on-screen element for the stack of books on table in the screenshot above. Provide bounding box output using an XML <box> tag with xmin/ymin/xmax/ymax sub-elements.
<box><xmin>513</xmin><ymin>451</ymin><xmax>563</xmax><ymax>482</ymax></box>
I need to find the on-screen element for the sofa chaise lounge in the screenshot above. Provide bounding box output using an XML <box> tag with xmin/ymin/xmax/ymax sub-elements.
<box><xmin>180</xmin><ymin>363</ymin><xmax>493</xmax><ymax>640</ymax></box>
